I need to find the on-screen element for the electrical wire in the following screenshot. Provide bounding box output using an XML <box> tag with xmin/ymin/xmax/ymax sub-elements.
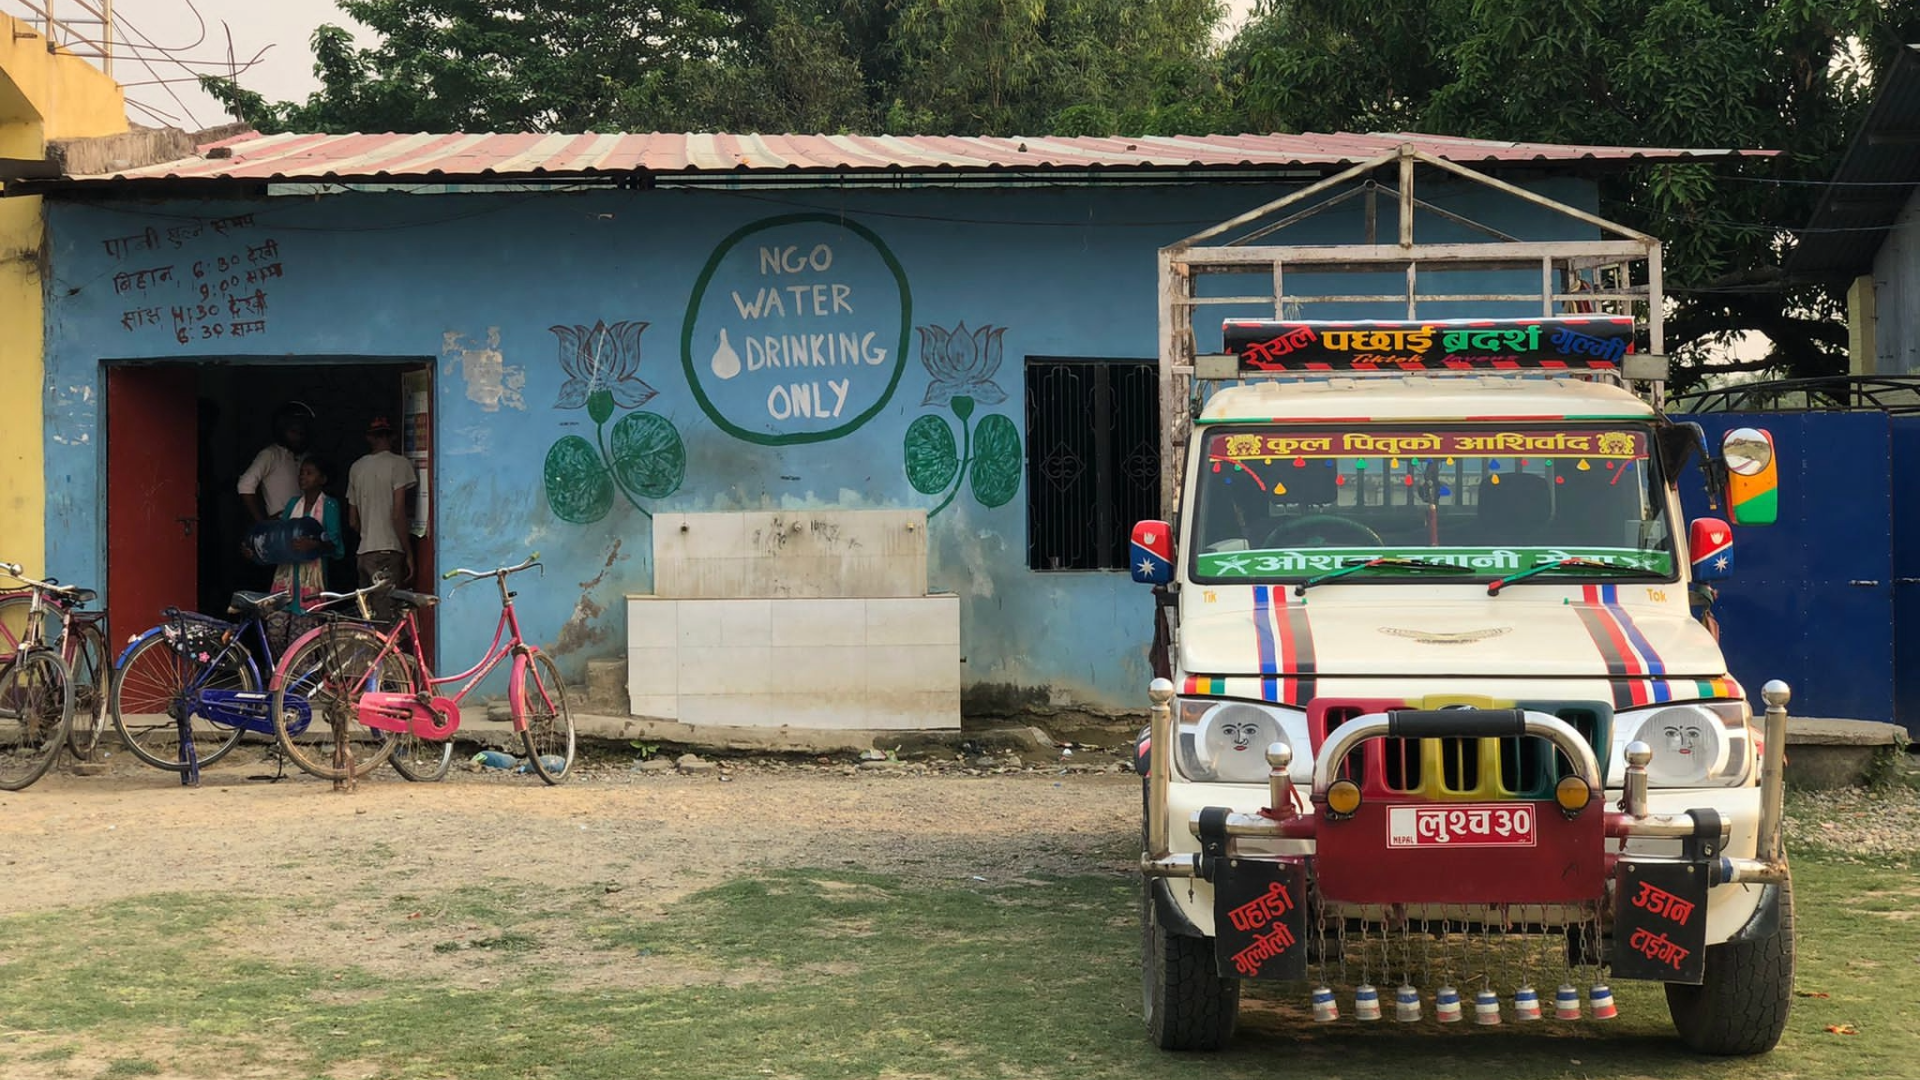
<box><xmin>1713</xmin><ymin>173</ymin><xmax>1920</xmax><ymax>188</ymax></box>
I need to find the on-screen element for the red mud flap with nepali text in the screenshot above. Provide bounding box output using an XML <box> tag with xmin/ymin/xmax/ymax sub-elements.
<box><xmin>1611</xmin><ymin>859</ymin><xmax>1709</xmax><ymax>984</ymax></box>
<box><xmin>1211</xmin><ymin>858</ymin><xmax>1310</xmax><ymax>980</ymax></box>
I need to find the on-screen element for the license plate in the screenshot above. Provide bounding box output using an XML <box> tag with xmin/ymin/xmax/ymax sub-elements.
<box><xmin>1386</xmin><ymin>804</ymin><xmax>1537</xmax><ymax>848</ymax></box>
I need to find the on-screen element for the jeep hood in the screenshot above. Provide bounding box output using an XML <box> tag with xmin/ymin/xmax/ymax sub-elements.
<box><xmin>1178</xmin><ymin>589</ymin><xmax>1725</xmax><ymax>679</ymax></box>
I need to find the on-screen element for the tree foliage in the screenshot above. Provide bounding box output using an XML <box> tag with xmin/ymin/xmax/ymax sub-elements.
<box><xmin>203</xmin><ymin>0</ymin><xmax>1234</xmax><ymax>137</ymax></box>
<box><xmin>1227</xmin><ymin>0</ymin><xmax>1920</xmax><ymax>384</ymax></box>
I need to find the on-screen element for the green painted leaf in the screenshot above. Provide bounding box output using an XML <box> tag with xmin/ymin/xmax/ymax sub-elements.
<box><xmin>609</xmin><ymin>411</ymin><xmax>686</xmax><ymax>500</ymax></box>
<box><xmin>544</xmin><ymin>436</ymin><xmax>614</xmax><ymax>524</ymax></box>
<box><xmin>969</xmin><ymin>413</ymin><xmax>1022</xmax><ymax>508</ymax></box>
<box><xmin>904</xmin><ymin>414</ymin><xmax>959</xmax><ymax>495</ymax></box>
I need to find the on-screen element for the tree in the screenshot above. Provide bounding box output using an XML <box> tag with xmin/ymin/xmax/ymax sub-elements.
<box><xmin>1226</xmin><ymin>0</ymin><xmax>1920</xmax><ymax>387</ymax></box>
<box><xmin>204</xmin><ymin>0</ymin><xmax>737</xmax><ymax>133</ymax></box>
<box><xmin>885</xmin><ymin>0</ymin><xmax>1234</xmax><ymax>135</ymax></box>
<box><xmin>202</xmin><ymin>0</ymin><xmax>1235</xmax><ymax>139</ymax></box>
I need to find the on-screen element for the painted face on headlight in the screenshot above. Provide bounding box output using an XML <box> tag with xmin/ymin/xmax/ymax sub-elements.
<box><xmin>1663</xmin><ymin>723</ymin><xmax>1701</xmax><ymax>757</ymax></box>
<box><xmin>1221</xmin><ymin>721</ymin><xmax>1259</xmax><ymax>753</ymax></box>
<box><xmin>1196</xmin><ymin>703</ymin><xmax>1285</xmax><ymax>783</ymax></box>
<box><xmin>1641</xmin><ymin>708</ymin><xmax>1727</xmax><ymax>784</ymax></box>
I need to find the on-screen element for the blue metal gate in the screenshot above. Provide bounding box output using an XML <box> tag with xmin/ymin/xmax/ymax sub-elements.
<box><xmin>1678</xmin><ymin>412</ymin><xmax>1913</xmax><ymax>733</ymax></box>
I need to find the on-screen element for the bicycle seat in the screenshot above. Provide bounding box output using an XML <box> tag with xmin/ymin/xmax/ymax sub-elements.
<box><xmin>228</xmin><ymin>590</ymin><xmax>288</xmax><ymax>617</ymax></box>
<box><xmin>390</xmin><ymin>589</ymin><xmax>441</xmax><ymax>609</ymax></box>
<box><xmin>66</xmin><ymin>588</ymin><xmax>97</xmax><ymax>605</ymax></box>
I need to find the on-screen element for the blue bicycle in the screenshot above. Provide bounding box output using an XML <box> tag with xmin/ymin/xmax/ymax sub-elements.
<box><xmin>110</xmin><ymin>587</ymin><xmax>451</xmax><ymax>785</ymax></box>
<box><xmin>109</xmin><ymin>590</ymin><xmax>313</xmax><ymax>784</ymax></box>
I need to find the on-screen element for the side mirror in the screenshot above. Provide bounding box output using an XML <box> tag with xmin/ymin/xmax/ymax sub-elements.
<box><xmin>1721</xmin><ymin>427</ymin><xmax>1778</xmax><ymax>526</ymax></box>
<box><xmin>1130</xmin><ymin>520</ymin><xmax>1174</xmax><ymax>584</ymax></box>
<box><xmin>1689</xmin><ymin>517</ymin><xmax>1733</xmax><ymax>581</ymax></box>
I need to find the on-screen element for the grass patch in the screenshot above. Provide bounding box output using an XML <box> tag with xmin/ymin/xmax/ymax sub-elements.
<box><xmin>0</xmin><ymin>859</ymin><xmax>1912</xmax><ymax>1079</ymax></box>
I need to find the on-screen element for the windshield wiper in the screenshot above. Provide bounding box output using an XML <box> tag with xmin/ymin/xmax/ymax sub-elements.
<box><xmin>1293</xmin><ymin>557</ymin><xmax>1472</xmax><ymax>596</ymax></box>
<box><xmin>1486</xmin><ymin>557</ymin><xmax>1669</xmax><ymax>596</ymax></box>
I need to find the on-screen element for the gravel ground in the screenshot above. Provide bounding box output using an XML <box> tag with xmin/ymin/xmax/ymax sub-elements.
<box><xmin>1784</xmin><ymin>780</ymin><xmax>1920</xmax><ymax>863</ymax></box>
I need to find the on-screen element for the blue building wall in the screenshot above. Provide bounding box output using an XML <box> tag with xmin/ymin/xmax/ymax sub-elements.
<box><xmin>42</xmin><ymin>176</ymin><xmax>1602</xmax><ymax>710</ymax></box>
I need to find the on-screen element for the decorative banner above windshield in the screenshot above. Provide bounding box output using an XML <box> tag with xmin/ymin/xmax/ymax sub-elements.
<box><xmin>1208</xmin><ymin>428</ymin><xmax>1648</xmax><ymax>462</ymax></box>
<box><xmin>1222</xmin><ymin>316</ymin><xmax>1635</xmax><ymax>374</ymax></box>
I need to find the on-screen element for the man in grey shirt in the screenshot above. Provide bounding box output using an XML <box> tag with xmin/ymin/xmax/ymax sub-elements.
<box><xmin>347</xmin><ymin>416</ymin><xmax>417</xmax><ymax>619</ymax></box>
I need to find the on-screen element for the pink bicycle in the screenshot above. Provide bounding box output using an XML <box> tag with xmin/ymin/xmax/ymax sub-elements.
<box><xmin>267</xmin><ymin>554</ymin><xmax>575</xmax><ymax>785</ymax></box>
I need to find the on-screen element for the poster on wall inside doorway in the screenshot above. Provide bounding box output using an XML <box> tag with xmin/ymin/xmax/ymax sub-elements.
<box><xmin>402</xmin><ymin>371</ymin><xmax>431</xmax><ymax>538</ymax></box>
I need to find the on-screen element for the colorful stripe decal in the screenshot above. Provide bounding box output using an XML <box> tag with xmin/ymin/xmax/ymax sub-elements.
<box><xmin>1596</xmin><ymin>584</ymin><xmax>1672</xmax><ymax>703</ymax></box>
<box><xmin>1283</xmin><ymin>601</ymin><xmax>1317</xmax><ymax>703</ymax></box>
<box><xmin>1252</xmin><ymin>584</ymin><xmax>1319</xmax><ymax>705</ymax></box>
<box><xmin>1251</xmin><ymin>585</ymin><xmax>1280</xmax><ymax>703</ymax></box>
<box><xmin>1178</xmin><ymin>676</ymin><xmax>1741</xmax><ymax>708</ymax></box>
<box><xmin>1573</xmin><ymin>589</ymin><xmax>1638</xmax><ymax>708</ymax></box>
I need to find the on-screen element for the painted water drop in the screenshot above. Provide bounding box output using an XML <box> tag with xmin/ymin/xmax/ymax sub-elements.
<box><xmin>710</xmin><ymin>328</ymin><xmax>742</xmax><ymax>380</ymax></box>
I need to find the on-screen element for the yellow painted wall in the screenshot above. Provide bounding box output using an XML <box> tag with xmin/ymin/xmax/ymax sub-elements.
<box><xmin>0</xmin><ymin>14</ymin><xmax>128</xmax><ymax>575</ymax></box>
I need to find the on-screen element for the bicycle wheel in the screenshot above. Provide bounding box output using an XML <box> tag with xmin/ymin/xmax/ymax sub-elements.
<box><xmin>383</xmin><ymin>654</ymin><xmax>452</xmax><ymax>783</ymax></box>
<box><xmin>110</xmin><ymin>633</ymin><xmax>253</xmax><ymax>771</ymax></box>
<box><xmin>515</xmin><ymin>650</ymin><xmax>575</xmax><ymax>785</ymax></box>
<box><xmin>0</xmin><ymin>594</ymin><xmax>33</xmax><ymax>666</ymax></box>
<box><xmin>271</xmin><ymin>623</ymin><xmax>397</xmax><ymax>781</ymax></box>
<box><xmin>0</xmin><ymin>651</ymin><xmax>74</xmax><ymax>790</ymax></box>
<box><xmin>65</xmin><ymin>622</ymin><xmax>110</xmax><ymax>758</ymax></box>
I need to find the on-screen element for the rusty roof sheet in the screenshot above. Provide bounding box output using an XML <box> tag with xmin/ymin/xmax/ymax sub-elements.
<box><xmin>47</xmin><ymin>130</ymin><xmax>1767</xmax><ymax>186</ymax></box>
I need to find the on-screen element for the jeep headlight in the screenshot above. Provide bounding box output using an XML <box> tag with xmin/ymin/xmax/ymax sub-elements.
<box><xmin>1613</xmin><ymin>702</ymin><xmax>1753</xmax><ymax>787</ymax></box>
<box><xmin>1173</xmin><ymin>698</ymin><xmax>1307</xmax><ymax>784</ymax></box>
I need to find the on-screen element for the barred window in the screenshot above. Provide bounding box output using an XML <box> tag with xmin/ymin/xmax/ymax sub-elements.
<box><xmin>1026</xmin><ymin>358</ymin><xmax>1161</xmax><ymax>570</ymax></box>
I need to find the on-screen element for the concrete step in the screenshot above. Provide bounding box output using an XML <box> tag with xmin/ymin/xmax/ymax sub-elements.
<box><xmin>1785</xmin><ymin>717</ymin><xmax>1910</xmax><ymax>789</ymax></box>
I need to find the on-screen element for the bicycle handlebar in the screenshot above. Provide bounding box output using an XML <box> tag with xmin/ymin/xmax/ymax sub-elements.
<box><xmin>0</xmin><ymin>562</ymin><xmax>90</xmax><ymax>599</ymax></box>
<box><xmin>309</xmin><ymin>581</ymin><xmax>392</xmax><ymax>605</ymax></box>
<box><xmin>442</xmin><ymin>552</ymin><xmax>541</xmax><ymax>582</ymax></box>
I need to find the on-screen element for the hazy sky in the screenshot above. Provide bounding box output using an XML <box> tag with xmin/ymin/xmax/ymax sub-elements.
<box><xmin>7</xmin><ymin>0</ymin><xmax>1259</xmax><ymax>131</ymax></box>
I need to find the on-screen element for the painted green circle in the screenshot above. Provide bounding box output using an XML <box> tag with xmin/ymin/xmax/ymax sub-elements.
<box><xmin>970</xmin><ymin>413</ymin><xmax>1023</xmax><ymax>508</ymax></box>
<box><xmin>680</xmin><ymin>213</ymin><xmax>913</xmax><ymax>446</ymax></box>
<box><xmin>904</xmin><ymin>414</ymin><xmax>959</xmax><ymax>495</ymax></box>
<box><xmin>544</xmin><ymin>435</ymin><xmax>614</xmax><ymax>524</ymax></box>
<box><xmin>610</xmin><ymin>411</ymin><xmax>687</xmax><ymax>500</ymax></box>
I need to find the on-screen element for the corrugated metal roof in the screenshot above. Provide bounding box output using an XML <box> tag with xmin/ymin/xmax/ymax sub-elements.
<box><xmin>45</xmin><ymin>129</ymin><xmax>1766</xmax><ymax>186</ymax></box>
<box><xmin>1788</xmin><ymin>46</ymin><xmax>1920</xmax><ymax>281</ymax></box>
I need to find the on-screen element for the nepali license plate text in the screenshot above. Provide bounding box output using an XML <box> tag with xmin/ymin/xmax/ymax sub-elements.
<box><xmin>1386</xmin><ymin>804</ymin><xmax>1537</xmax><ymax>848</ymax></box>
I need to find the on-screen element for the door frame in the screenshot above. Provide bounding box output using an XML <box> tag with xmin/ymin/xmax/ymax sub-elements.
<box><xmin>101</xmin><ymin>354</ymin><xmax>437</xmax><ymax>656</ymax></box>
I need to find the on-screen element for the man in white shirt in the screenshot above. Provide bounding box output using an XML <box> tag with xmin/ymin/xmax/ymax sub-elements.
<box><xmin>238</xmin><ymin>405</ymin><xmax>311</xmax><ymax>521</ymax></box>
<box><xmin>347</xmin><ymin>416</ymin><xmax>418</xmax><ymax>618</ymax></box>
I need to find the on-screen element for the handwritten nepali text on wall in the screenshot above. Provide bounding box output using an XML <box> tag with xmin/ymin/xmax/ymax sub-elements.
<box><xmin>107</xmin><ymin>214</ymin><xmax>285</xmax><ymax>345</ymax></box>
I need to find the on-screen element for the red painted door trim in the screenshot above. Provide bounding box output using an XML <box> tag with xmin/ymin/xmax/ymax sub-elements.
<box><xmin>107</xmin><ymin>365</ymin><xmax>198</xmax><ymax>642</ymax></box>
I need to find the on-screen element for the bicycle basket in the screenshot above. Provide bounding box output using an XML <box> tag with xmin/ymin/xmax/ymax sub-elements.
<box><xmin>160</xmin><ymin>609</ymin><xmax>232</xmax><ymax>661</ymax></box>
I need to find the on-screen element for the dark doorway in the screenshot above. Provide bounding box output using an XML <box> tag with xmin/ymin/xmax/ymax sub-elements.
<box><xmin>107</xmin><ymin>359</ymin><xmax>434</xmax><ymax>652</ymax></box>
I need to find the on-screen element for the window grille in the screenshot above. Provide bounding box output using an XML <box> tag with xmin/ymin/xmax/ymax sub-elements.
<box><xmin>1025</xmin><ymin>358</ymin><xmax>1160</xmax><ymax>570</ymax></box>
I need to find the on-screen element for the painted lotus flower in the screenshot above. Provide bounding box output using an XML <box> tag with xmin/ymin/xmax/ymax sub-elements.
<box><xmin>918</xmin><ymin>322</ymin><xmax>1008</xmax><ymax>407</ymax></box>
<box><xmin>551</xmin><ymin>320</ymin><xmax>656</xmax><ymax>411</ymax></box>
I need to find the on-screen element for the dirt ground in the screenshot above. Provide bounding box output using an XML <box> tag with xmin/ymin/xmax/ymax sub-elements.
<box><xmin>0</xmin><ymin>746</ymin><xmax>1142</xmax><ymax>923</ymax></box>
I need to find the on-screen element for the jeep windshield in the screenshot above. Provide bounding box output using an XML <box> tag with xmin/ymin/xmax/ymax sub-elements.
<box><xmin>1189</xmin><ymin>423</ymin><xmax>1675</xmax><ymax>583</ymax></box>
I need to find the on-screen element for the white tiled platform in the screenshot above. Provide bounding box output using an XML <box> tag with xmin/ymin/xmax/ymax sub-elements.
<box><xmin>626</xmin><ymin>596</ymin><xmax>961</xmax><ymax>730</ymax></box>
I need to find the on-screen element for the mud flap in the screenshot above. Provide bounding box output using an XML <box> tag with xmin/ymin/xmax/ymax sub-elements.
<box><xmin>1210</xmin><ymin>858</ymin><xmax>1309</xmax><ymax>981</ymax></box>
<box><xmin>1612</xmin><ymin>859</ymin><xmax>1709</xmax><ymax>984</ymax></box>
